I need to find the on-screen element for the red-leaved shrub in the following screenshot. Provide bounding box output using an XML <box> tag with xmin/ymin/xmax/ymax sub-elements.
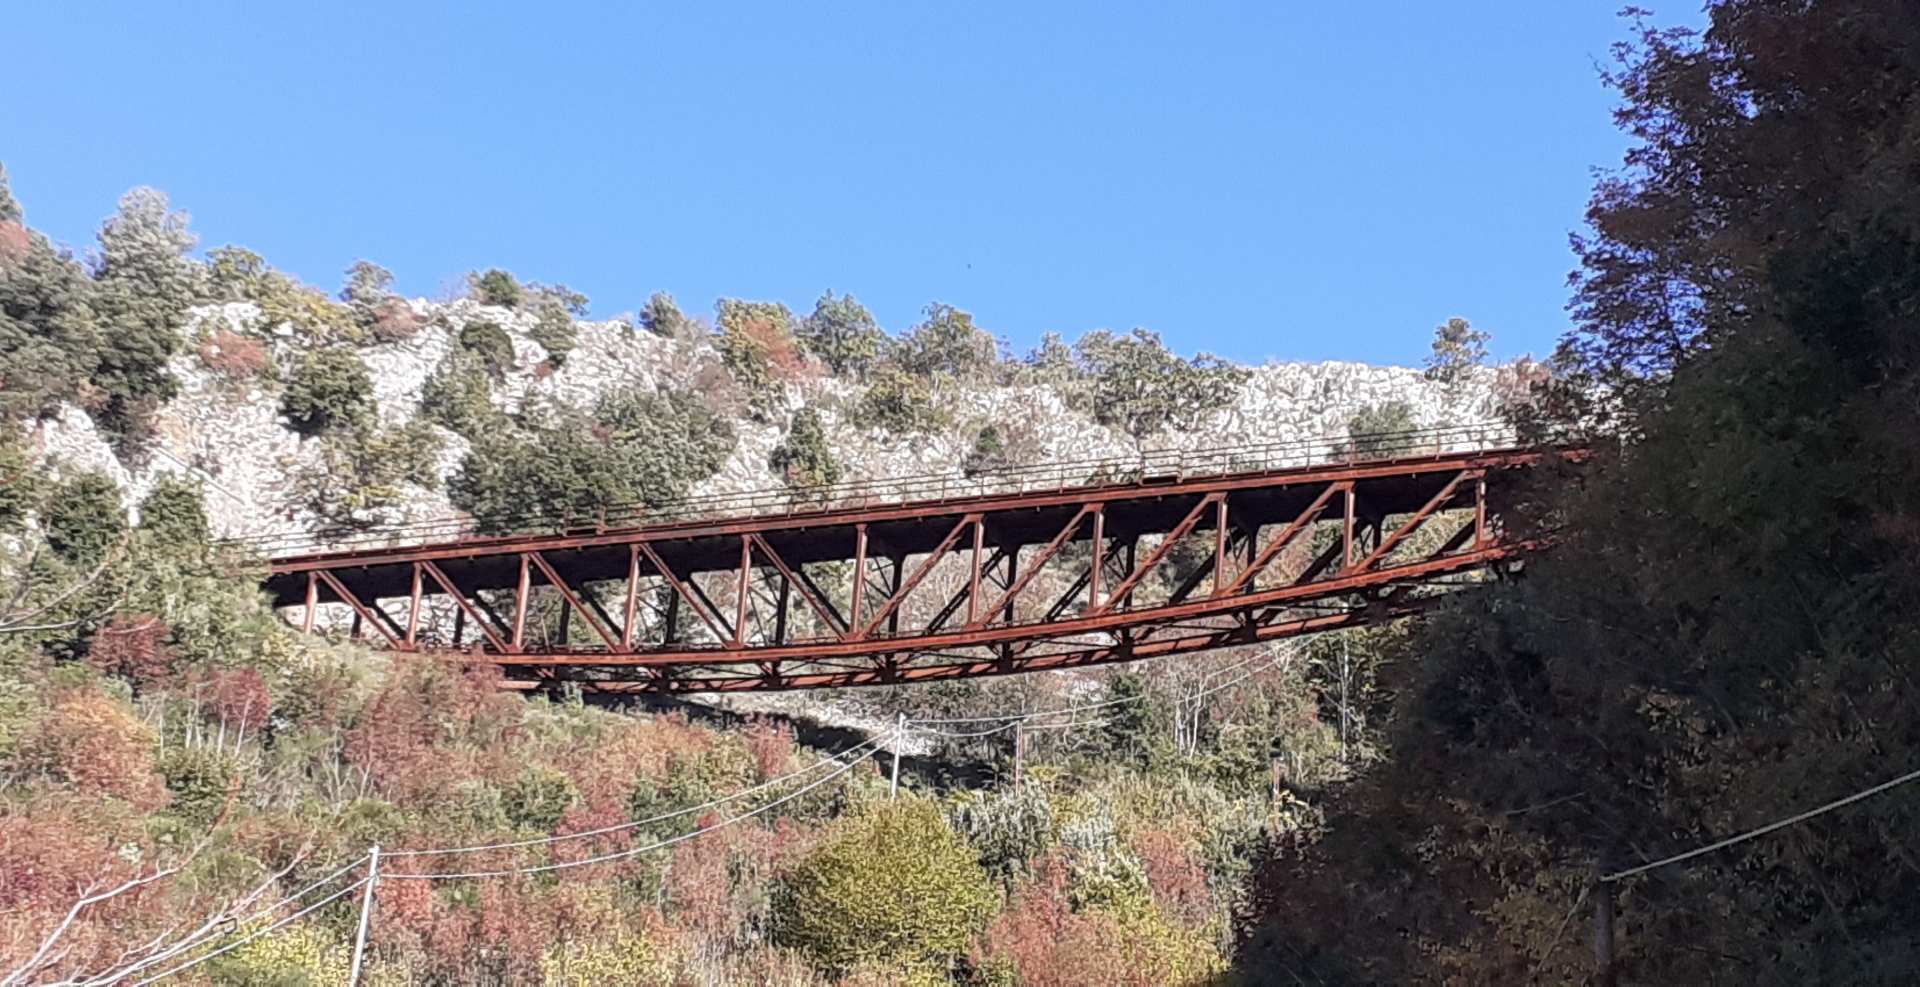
<box><xmin>1129</xmin><ymin>825</ymin><xmax>1213</xmax><ymax>928</ymax></box>
<box><xmin>18</xmin><ymin>693</ymin><xmax>169</xmax><ymax>809</ymax></box>
<box><xmin>741</xmin><ymin>716</ymin><xmax>795</xmax><ymax>781</ymax></box>
<box><xmin>197</xmin><ymin>329</ymin><xmax>272</xmax><ymax>379</ymax></box>
<box><xmin>84</xmin><ymin>616</ymin><xmax>175</xmax><ymax>687</ymax></box>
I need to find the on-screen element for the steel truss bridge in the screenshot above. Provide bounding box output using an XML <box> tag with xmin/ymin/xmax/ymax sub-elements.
<box><xmin>261</xmin><ymin>425</ymin><xmax>1573</xmax><ymax>694</ymax></box>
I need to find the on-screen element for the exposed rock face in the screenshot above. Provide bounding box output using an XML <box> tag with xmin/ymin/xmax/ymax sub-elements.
<box><xmin>21</xmin><ymin>301</ymin><xmax>1509</xmax><ymax>545</ymax></box>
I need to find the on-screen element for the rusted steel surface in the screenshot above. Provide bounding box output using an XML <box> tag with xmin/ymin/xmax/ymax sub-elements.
<box><xmin>265</xmin><ymin>430</ymin><xmax>1575</xmax><ymax>694</ymax></box>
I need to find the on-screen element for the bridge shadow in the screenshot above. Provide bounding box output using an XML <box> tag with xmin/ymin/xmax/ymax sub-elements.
<box><xmin>579</xmin><ymin>691</ymin><xmax>997</xmax><ymax>791</ymax></box>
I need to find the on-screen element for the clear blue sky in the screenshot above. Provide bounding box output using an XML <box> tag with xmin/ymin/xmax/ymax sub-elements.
<box><xmin>1</xmin><ymin>2</ymin><xmax>1683</xmax><ymax>367</ymax></box>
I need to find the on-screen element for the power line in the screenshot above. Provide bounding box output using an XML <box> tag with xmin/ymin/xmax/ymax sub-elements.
<box><xmin>383</xmin><ymin>743</ymin><xmax>884</xmax><ymax>882</ymax></box>
<box><xmin>1603</xmin><ymin>764</ymin><xmax>1920</xmax><ymax>883</ymax></box>
<box><xmin>908</xmin><ymin>647</ymin><xmax>1285</xmax><ymax>728</ymax></box>
<box><xmin>384</xmin><ymin>734</ymin><xmax>885</xmax><ymax>858</ymax></box>
<box><xmin>127</xmin><ymin>878</ymin><xmax>369</xmax><ymax>986</ymax></box>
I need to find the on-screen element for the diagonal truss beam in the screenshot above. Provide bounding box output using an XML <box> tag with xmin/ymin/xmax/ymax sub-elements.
<box><xmin>526</xmin><ymin>551</ymin><xmax>622</xmax><ymax>652</ymax></box>
<box><xmin>748</xmin><ymin>533</ymin><xmax>848</xmax><ymax>636</ymax></box>
<box><xmin>635</xmin><ymin>543</ymin><xmax>733</xmax><ymax>644</ymax></box>
<box><xmin>314</xmin><ymin>569</ymin><xmax>403</xmax><ymax>648</ymax></box>
<box><xmin>1216</xmin><ymin>481</ymin><xmax>1349</xmax><ymax>598</ymax></box>
<box><xmin>966</xmin><ymin>503</ymin><xmax>1096</xmax><ymax>630</ymax></box>
<box><xmin>851</xmin><ymin>513</ymin><xmax>980</xmax><ymax>640</ymax></box>
<box><xmin>1088</xmin><ymin>494</ymin><xmax>1222</xmax><ymax>615</ymax></box>
<box><xmin>1347</xmin><ymin>470</ymin><xmax>1480</xmax><ymax>574</ymax></box>
<box><xmin>419</xmin><ymin>561</ymin><xmax>512</xmax><ymax>653</ymax></box>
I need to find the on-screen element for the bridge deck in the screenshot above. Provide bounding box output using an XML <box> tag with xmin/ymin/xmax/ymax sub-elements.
<box><xmin>264</xmin><ymin>431</ymin><xmax>1565</xmax><ymax>693</ymax></box>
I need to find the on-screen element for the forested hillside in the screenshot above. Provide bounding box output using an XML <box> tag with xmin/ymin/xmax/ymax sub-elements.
<box><xmin>0</xmin><ymin>143</ymin><xmax>1518</xmax><ymax>982</ymax></box>
<box><xmin>1240</xmin><ymin>3</ymin><xmax>1920</xmax><ymax>983</ymax></box>
<box><xmin>8</xmin><ymin>1</ymin><xmax>1912</xmax><ymax>983</ymax></box>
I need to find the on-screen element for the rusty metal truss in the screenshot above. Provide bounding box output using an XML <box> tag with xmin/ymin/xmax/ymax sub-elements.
<box><xmin>265</xmin><ymin>439</ymin><xmax>1567</xmax><ymax>694</ymax></box>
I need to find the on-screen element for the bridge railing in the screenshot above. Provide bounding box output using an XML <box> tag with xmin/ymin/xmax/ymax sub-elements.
<box><xmin>241</xmin><ymin>420</ymin><xmax>1526</xmax><ymax>559</ymax></box>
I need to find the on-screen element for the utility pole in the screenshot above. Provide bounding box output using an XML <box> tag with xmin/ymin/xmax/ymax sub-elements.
<box><xmin>1593</xmin><ymin>865</ymin><xmax>1616</xmax><ymax>987</ymax></box>
<box><xmin>1011</xmin><ymin>723</ymin><xmax>1025</xmax><ymax>786</ymax></box>
<box><xmin>889</xmin><ymin>713</ymin><xmax>905</xmax><ymax>799</ymax></box>
<box><xmin>348</xmin><ymin>845</ymin><xmax>380</xmax><ymax>986</ymax></box>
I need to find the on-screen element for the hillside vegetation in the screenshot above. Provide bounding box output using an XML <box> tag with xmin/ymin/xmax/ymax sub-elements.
<box><xmin>8</xmin><ymin>1</ymin><xmax>1909</xmax><ymax>982</ymax></box>
<box><xmin>0</xmin><ymin>155</ymin><xmax>1509</xmax><ymax>983</ymax></box>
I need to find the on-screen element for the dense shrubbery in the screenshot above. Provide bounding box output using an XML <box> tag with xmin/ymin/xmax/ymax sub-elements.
<box><xmin>799</xmin><ymin>291</ymin><xmax>884</xmax><ymax>377</ymax></box>
<box><xmin>458</xmin><ymin>320</ymin><xmax>517</xmax><ymax>379</ymax></box>
<box><xmin>41</xmin><ymin>472</ymin><xmax>125</xmax><ymax>565</ymax></box>
<box><xmin>716</xmin><ymin>298</ymin><xmax>804</xmax><ymax>419</ymax></box>
<box><xmin>206</xmin><ymin>246</ymin><xmax>360</xmax><ymax>343</ymax></box>
<box><xmin>1070</xmin><ymin>329</ymin><xmax>1248</xmax><ymax>438</ymax></box>
<box><xmin>287</xmin><ymin>419</ymin><xmax>444</xmax><ymax>531</ymax></box>
<box><xmin>279</xmin><ymin>348</ymin><xmax>374</xmax><ymax>435</ymax></box>
<box><xmin>136</xmin><ymin>474</ymin><xmax>210</xmax><ymax>548</ymax></box>
<box><xmin>468</xmin><ymin>268</ymin><xmax>523</xmax><ymax>308</ymax></box>
<box><xmin>773</xmin><ymin>799</ymin><xmax>996</xmax><ymax>973</ymax></box>
<box><xmin>418</xmin><ymin>349</ymin><xmax>502</xmax><ymax>437</ymax></box>
<box><xmin>769</xmin><ymin>406</ymin><xmax>841</xmax><ymax>491</ymax></box>
<box><xmin>448</xmin><ymin>387</ymin><xmax>734</xmax><ymax>532</ymax></box>
<box><xmin>853</xmin><ymin>367</ymin><xmax>949</xmax><ymax>435</ymax></box>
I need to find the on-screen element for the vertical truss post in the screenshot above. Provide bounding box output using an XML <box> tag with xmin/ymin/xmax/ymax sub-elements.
<box><xmin>773</xmin><ymin>575</ymin><xmax>791</xmax><ymax>645</ymax></box>
<box><xmin>405</xmin><ymin>563</ymin><xmax>423</xmax><ymax>648</ymax></box>
<box><xmin>302</xmin><ymin>571</ymin><xmax>317</xmax><ymax>633</ymax></box>
<box><xmin>734</xmin><ymin>536</ymin><xmax>752</xmax><ymax>648</ymax></box>
<box><xmin>1213</xmin><ymin>496</ymin><xmax>1230</xmax><ymax>596</ymax></box>
<box><xmin>850</xmin><ymin>523</ymin><xmax>869</xmax><ymax>631</ymax></box>
<box><xmin>451</xmin><ymin>605</ymin><xmax>465</xmax><ymax>648</ymax></box>
<box><xmin>967</xmin><ymin>519</ymin><xmax>985</xmax><ymax>625</ymax></box>
<box><xmin>621</xmin><ymin>544</ymin><xmax>640</xmax><ymax>649</ymax></box>
<box><xmin>1342</xmin><ymin>485</ymin><xmax>1356</xmax><ymax>569</ymax></box>
<box><xmin>886</xmin><ymin>557</ymin><xmax>906</xmax><ymax>637</ymax></box>
<box><xmin>512</xmin><ymin>554</ymin><xmax>531</xmax><ymax>650</ymax></box>
<box><xmin>664</xmin><ymin>585</ymin><xmax>681</xmax><ymax>644</ymax></box>
<box><xmin>1089</xmin><ymin>506</ymin><xmax>1105</xmax><ymax>610</ymax></box>
<box><xmin>1475</xmin><ymin>473</ymin><xmax>1488</xmax><ymax>548</ymax></box>
<box><xmin>1003</xmin><ymin>549</ymin><xmax>1018</xmax><ymax>625</ymax></box>
<box><xmin>889</xmin><ymin>712</ymin><xmax>905</xmax><ymax>799</ymax></box>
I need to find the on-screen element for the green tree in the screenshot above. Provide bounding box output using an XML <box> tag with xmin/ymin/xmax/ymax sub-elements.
<box><xmin>0</xmin><ymin>436</ymin><xmax>37</xmax><ymax>534</ymax></box>
<box><xmin>137</xmin><ymin>474</ymin><xmax>210</xmax><ymax>548</ymax></box>
<box><xmin>528</xmin><ymin>299</ymin><xmax>578</xmax><ymax>367</ymax></box>
<box><xmin>799</xmin><ymin>290</ymin><xmax>884</xmax><ymax>377</ymax></box>
<box><xmin>772</xmin><ymin>800</ymin><xmax>996</xmax><ymax>973</ymax></box>
<box><xmin>43</xmin><ymin>472</ymin><xmax>126</xmax><ymax>565</ymax></box>
<box><xmin>886</xmin><ymin>303</ymin><xmax>1001</xmax><ymax>382</ymax></box>
<box><xmin>457</xmin><ymin>321</ymin><xmax>517</xmax><ymax>379</ymax></box>
<box><xmin>769</xmin><ymin>406</ymin><xmax>841</xmax><ymax>491</ymax></box>
<box><xmin>1244</xmin><ymin>5</ymin><xmax>1920</xmax><ymax>982</ymax></box>
<box><xmin>637</xmin><ymin>291</ymin><xmax>688</xmax><ymax>336</ymax></box>
<box><xmin>1345</xmin><ymin>401</ymin><xmax>1416</xmax><ymax>455</ymax></box>
<box><xmin>1101</xmin><ymin>672</ymin><xmax>1157</xmax><ymax>764</ymax></box>
<box><xmin>418</xmin><ymin>350</ymin><xmax>501</xmax><ymax>437</ymax></box>
<box><xmin>88</xmin><ymin>188</ymin><xmax>201</xmax><ymax>449</ymax></box>
<box><xmin>0</xmin><ymin>199</ymin><xmax>100</xmax><ymax>423</ymax></box>
<box><xmin>853</xmin><ymin>368</ymin><xmax>948</xmax><ymax>435</ymax></box>
<box><xmin>715</xmin><ymin>298</ymin><xmax>799</xmax><ymax>418</ymax></box>
<box><xmin>448</xmin><ymin>389</ymin><xmax>734</xmax><ymax>534</ymax></box>
<box><xmin>1423</xmin><ymin>316</ymin><xmax>1490</xmax><ymax>387</ymax></box>
<box><xmin>469</xmin><ymin>268</ymin><xmax>522</xmax><ymax>308</ymax></box>
<box><xmin>280</xmin><ymin>349</ymin><xmax>374</xmax><ymax>436</ymax></box>
<box><xmin>1072</xmin><ymin>329</ymin><xmax>1249</xmax><ymax>438</ymax></box>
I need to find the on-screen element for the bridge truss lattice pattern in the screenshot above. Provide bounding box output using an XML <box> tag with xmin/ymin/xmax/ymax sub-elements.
<box><xmin>263</xmin><ymin>425</ymin><xmax>1565</xmax><ymax>693</ymax></box>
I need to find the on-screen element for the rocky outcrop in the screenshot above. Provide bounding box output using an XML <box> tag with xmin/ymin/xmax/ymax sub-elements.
<box><xmin>22</xmin><ymin>301</ymin><xmax>1508</xmax><ymax>545</ymax></box>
